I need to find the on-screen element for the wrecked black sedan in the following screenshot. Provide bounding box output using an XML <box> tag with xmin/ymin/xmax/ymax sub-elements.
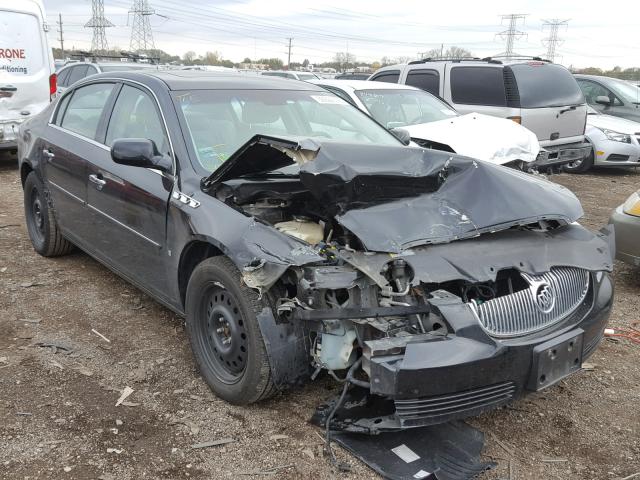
<box><xmin>18</xmin><ymin>71</ymin><xmax>614</xmax><ymax>431</ymax></box>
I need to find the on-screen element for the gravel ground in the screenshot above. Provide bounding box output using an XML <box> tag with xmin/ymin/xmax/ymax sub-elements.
<box><xmin>1</xmin><ymin>151</ymin><xmax>639</xmax><ymax>480</ymax></box>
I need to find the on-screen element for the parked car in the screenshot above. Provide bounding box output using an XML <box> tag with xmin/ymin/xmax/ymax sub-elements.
<box><xmin>335</xmin><ymin>72</ymin><xmax>371</xmax><ymax>80</ymax></box>
<box><xmin>312</xmin><ymin>79</ymin><xmax>541</xmax><ymax>168</ymax></box>
<box><xmin>18</xmin><ymin>71</ymin><xmax>613</xmax><ymax>431</ymax></box>
<box><xmin>371</xmin><ymin>58</ymin><xmax>591</xmax><ymax>169</ymax></box>
<box><xmin>575</xmin><ymin>74</ymin><xmax>640</xmax><ymax>122</ymax></box>
<box><xmin>610</xmin><ymin>190</ymin><xmax>640</xmax><ymax>267</ymax></box>
<box><xmin>0</xmin><ymin>0</ymin><xmax>55</xmax><ymax>152</ymax></box>
<box><xmin>56</xmin><ymin>61</ymin><xmax>159</xmax><ymax>95</ymax></box>
<box><xmin>565</xmin><ymin>106</ymin><xmax>640</xmax><ymax>173</ymax></box>
<box><xmin>261</xmin><ymin>70</ymin><xmax>319</xmax><ymax>81</ymax></box>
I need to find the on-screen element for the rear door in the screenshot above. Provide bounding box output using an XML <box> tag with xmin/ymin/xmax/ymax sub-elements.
<box><xmin>0</xmin><ymin>3</ymin><xmax>53</xmax><ymax>134</ymax></box>
<box><xmin>508</xmin><ymin>63</ymin><xmax>586</xmax><ymax>146</ymax></box>
<box><xmin>43</xmin><ymin>82</ymin><xmax>117</xmax><ymax>239</ymax></box>
<box><xmin>85</xmin><ymin>82</ymin><xmax>173</xmax><ymax>294</ymax></box>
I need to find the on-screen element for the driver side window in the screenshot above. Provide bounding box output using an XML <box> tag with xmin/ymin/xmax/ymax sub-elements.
<box><xmin>578</xmin><ymin>80</ymin><xmax>620</xmax><ymax>106</ymax></box>
<box><xmin>105</xmin><ymin>85</ymin><xmax>169</xmax><ymax>155</ymax></box>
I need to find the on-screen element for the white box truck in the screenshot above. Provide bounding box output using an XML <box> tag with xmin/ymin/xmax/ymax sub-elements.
<box><xmin>0</xmin><ymin>0</ymin><xmax>56</xmax><ymax>152</ymax></box>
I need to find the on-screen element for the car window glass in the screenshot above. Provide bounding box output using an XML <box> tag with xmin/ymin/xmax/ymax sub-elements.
<box><xmin>86</xmin><ymin>64</ymin><xmax>99</xmax><ymax>76</ymax></box>
<box><xmin>173</xmin><ymin>89</ymin><xmax>401</xmax><ymax>173</ymax></box>
<box><xmin>450</xmin><ymin>66</ymin><xmax>506</xmax><ymax>106</ymax></box>
<box><xmin>370</xmin><ymin>71</ymin><xmax>400</xmax><ymax>84</ymax></box>
<box><xmin>57</xmin><ymin>67</ymin><xmax>71</xmax><ymax>87</ymax></box>
<box><xmin>509</xmin><ymin>64</ymin><xmax>584</xmax><ymax>108</ymax></box>
<box><xmin>406</xmin><ymin>69</ymin><xmax>440</xmax><ymax>95</ymax></box>
<box><xmin>53</xmin><ymin>92</ymin><xmax>73</xmax><ymax>125</ymax></box>
<box><xmin>106</xmin><ymin>85</ymin><xmax>169</xmax><ymax>154</ymax></box>
<box><xmin>60</xmin><ymin>83</ymin><xmax>115</xmax><ymax>139</ymax></box>
<box><xmin>324</xmin><ymin>86</ymin><xmax>356</xmax><ymax>105</ymax></box>
<box><xmin>67</xmin><ymin>65</ymin><xmax>89</xmax><ymax>86</ymax></box>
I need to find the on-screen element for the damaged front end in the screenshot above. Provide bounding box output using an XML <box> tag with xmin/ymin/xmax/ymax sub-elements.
<box><xmin>202</xmin><ymin>135</ymin><xmax>615</xmax><ymax>432</ymax></box>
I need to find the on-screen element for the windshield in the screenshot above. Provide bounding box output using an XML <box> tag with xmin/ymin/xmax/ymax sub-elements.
<box><xmin>173</xmin><ymin>89</ymin><xmax>401</xmax><ymax>173</ymax></box>
<box><xmin>607</xmin><ymin>78</ymin><xmax>640</xmax><ymax>103</ymax></box>
<box><xmin>354</xmin><ymin>89</ymin><xmax>458</xmax><ymax>128</ymax></box>
<box><xmin>510</xmin><ymin>64</ymin><xmax>585</xmax><ymax>108</ymax></box>
<box><xmin>297</xmin><ymin>73</ymin><xmax>318</xmax><ymax>80</ymax></box>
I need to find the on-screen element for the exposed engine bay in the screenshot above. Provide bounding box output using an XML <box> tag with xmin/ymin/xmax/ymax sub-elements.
<box><xmin>201</xmin><ymin>135</ymin><xmax>614</xmax><ymax>426</ymax></box>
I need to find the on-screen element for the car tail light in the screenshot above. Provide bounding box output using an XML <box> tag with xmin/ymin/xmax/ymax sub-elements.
<box><xmin>507</xmin><ymin>116</ymin><xmax>521</xmax><ymax>124</ymax></box>
<box><xmin>49</xmin><ymin>73</ymin><xmax>57</xmax><ymax>101</ymax></box>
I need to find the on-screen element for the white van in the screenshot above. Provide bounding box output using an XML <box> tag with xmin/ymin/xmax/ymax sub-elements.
<box><xmin>0</xmin><ymin>0</ymin><xmax>55</xmax><ymax>151</ymax></box>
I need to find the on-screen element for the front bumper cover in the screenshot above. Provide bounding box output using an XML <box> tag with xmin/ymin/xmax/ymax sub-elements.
<box><xmin>360</xmin><ymin>272</ymin><xmax>613</xmax><ymax>431</ymax></box>
<box><xmin>610</xmin><ymin>205</ymin><xmax>640</xmax><ymax>266</ymax></box>
<box><xmin>533</xmin><ymin>141</ymin><xmax>592</xmax><ymax>169</ymax></box>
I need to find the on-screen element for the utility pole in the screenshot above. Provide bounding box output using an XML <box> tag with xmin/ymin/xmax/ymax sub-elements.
<box><xmin>130</xmin><ymin>0</ymin><xmax>156</xmax><ymax>53</ymax></box>
<box><xmin>440</xmin><ymin>43</ymin><xmax>444</xmax><ymax>59</ymax></box>
<box><xmin>286</xmin><ymin>37</ymin><xmax>293</xmax><ymax>69</ymax></box>
<box><xmin>85</xmin><ymin>0</ymin><xmax>113</xmax><ymax>53</ymax></box>
<box><xmin>57</xmin><ymin>13</ymin><xmax>64</xmax><ymax>58</ymax></box>
<box><xmin>496</xmin><ymin>14</ymin><xmax>527</xmax><ymax>59</ymax></box>
<box><xmin>541</xmin><ymin>19</ymin><xmax>569</xmax><ymax>63</ymax></box>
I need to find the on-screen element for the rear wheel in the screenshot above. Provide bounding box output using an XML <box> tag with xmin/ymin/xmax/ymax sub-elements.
<box><xmin>563</xmin><ymin>148</ymin><xmax>594</xmax><ymax>174</ymax></box>
<box><xmin>23</xmin><ymin>172</ymin><xmax>74</xmax><ymax>257</ymax></box>
<box><xmin>185</xmin><ymin>256</ymin><xmax>276</xmax><ymax>404</ymax></box>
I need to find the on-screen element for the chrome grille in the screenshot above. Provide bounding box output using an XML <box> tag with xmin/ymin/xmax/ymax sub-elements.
<box><xmin>470</xmin><ymin>267</ymin><xmax>590</xmax><ymax>337</ymax></box>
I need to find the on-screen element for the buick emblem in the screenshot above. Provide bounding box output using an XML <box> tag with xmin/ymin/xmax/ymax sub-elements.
<box><xmin>534</xmin><ymin>283</ymin><xmax>556</xmax><ymax>314</ymax></box>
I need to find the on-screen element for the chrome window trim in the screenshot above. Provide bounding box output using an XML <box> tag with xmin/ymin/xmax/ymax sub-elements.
<box><xmin>47</xmin><ymin>76</ymin><xmax>176</xmax><ymax>176</ymax></box>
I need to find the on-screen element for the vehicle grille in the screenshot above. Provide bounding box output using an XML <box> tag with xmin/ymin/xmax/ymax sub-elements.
<box><xmin>471</xmin><ymin>267</ymin><xmax>590</xmax><ymax>337</ymax></box>
<box><xmin>395</xmin><ymin>382</ymin><xmax>516</xmax><ymax>424</ymax></box>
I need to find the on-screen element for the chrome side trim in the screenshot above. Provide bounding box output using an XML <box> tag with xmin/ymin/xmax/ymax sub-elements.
<box><xmin>87</xmin><ymin>203</ymin><xmax>161</xmax><ymax>248</ymax></box>
<box><xmin>171</xmin><ymin>190</ymin><xmax>200</xmax><ymax>208</ymax></box>
<box><xmin>48</xmin><ymin>180</ymin><xmax>85</xmax><ymax>204</ymax></box>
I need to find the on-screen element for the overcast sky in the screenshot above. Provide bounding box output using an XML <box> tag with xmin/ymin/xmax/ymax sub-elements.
<box><xmin>43</xmin><ymin>0</ymin><xmax>640</xmax><ymax>69</ymax></box>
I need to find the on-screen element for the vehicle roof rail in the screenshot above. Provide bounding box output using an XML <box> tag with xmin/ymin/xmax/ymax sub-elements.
<box><xmin>408</xmin><ymin>57</ymin><xmax>487</xmax><ymax>65</ymax></box>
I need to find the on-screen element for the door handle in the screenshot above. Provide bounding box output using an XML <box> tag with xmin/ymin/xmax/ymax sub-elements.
<box><xmin>42</xmin><ymin>149</ymin><xmax>55</xmax><ymax>159</ymax></box>
<box><xmin>89</xmin><ymin>174</ymin><xmax>106</xmax><ymax>190</ymax></box>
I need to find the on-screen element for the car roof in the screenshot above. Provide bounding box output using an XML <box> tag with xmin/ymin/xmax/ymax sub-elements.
<box><xmin>574</xmin><ymin>74</ymin><xmax>626</xmax><ymax>83</ymax></box>
<box><xmin>310</xmin><ymin>79</ymin><xmax>420</xmax><ymax>91</ymax></box>
<box><xmin>86</xmin><ymin>70</ymin><xmax>327</xmax><ymax>91</ymax></box>
<box><xmin>60</xmin><ymin>61</ymin><xmax>157</xmax><ymax>69</ymax></box>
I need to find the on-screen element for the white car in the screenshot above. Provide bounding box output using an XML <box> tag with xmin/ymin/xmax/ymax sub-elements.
<box><xmin>0</xmin><ymin>0</ymin><xmax>55</xmax><ymax>152</ymax></box>
<box><xmin>311</xmin><ymin>79</ymin><xmax>541</xmax><ymax>168</ymax></box>
<box><xmin>564</xmin><ymin>106</ymin><xmax>640</xmax><ymax>173</ymax></box>
<box><xmin>262</xmin><ymin>70</ymin><xmax>320</xmax><ymax>81</ymax></box>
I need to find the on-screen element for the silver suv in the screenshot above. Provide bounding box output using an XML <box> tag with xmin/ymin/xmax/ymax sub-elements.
<box><xmin>370</xmin><ymin>58</ymin><xmax>590</xmax><ymax>167</ymax></box>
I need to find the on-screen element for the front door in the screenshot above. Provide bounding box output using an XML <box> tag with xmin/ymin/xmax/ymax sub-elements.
<box><xmin>84</xmin><ymin>83</ymin><xmax>173</xmax><ymax>296</ymax></box>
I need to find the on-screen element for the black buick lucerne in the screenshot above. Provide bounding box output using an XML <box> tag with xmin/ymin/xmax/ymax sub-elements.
<box><xmin>18</xmin><ymin>71</ymin><xmax>614</xmax><ymax>432</ymax></box>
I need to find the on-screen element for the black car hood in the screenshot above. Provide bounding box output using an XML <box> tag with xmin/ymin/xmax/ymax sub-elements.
<box><xmin>203</xmin><ymin>136</ymin><xmax>583</xmax><ymax>253</ymax></box>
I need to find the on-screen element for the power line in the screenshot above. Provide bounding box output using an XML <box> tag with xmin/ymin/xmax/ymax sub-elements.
<box><xmin>496</xmin><ymin>13</ymin><xmax>527</xmax><ymax>59</ymax></box>
<box><xmin>85</xmin><ymin>0</ymin><xmax>114</xmax><ymax>53</ymax></box>
<box><xmin>57</xmin><ymin>13</ymin><xmax>65</xmax><ymax>57</ymax></box>
<box><xmin>542</xmin><ymin>19</ymin><xmax>569</xmax><ymax>63</ymax></box>
<box><xmin>130</xmin><ymin>0</ymin><xmax>156</xmax><ymax>52</ymax></box>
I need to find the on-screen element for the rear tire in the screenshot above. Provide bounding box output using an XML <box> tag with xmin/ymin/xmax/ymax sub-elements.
<box><xmin>23</xmin><ymin>172</ymin><xmax>74</xmax><ymax>257</ymax></box>
<box><xmin>563</xmin><ymin>148</ymin><xmax>594</xmax><ymax>174</ymax></box>
<box><xmin>185</xmin><ymin>256</ymin><xmax>276</xmax><ymax>404</ymax></box>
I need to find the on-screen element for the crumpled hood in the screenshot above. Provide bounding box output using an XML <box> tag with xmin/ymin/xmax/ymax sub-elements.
<box><xmin>205</xmin><ymin>136</ymin><xmax>583</xmax><ymax>254</ymax></box>
<box><xmin>402</xmin><ymin>113</ymin><xmax>540</xmax><ymax>165</ymax></box>
<box><xmin>587</xmin><ymin>113</ymin><xmax>640</xmax><ymax>135</ymax></box>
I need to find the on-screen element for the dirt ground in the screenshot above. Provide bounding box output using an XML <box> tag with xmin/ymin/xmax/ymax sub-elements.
<box><xmin>1</xmin><ymin>151</ymin><xmax>639</xmax><ymax>480</ymax></box>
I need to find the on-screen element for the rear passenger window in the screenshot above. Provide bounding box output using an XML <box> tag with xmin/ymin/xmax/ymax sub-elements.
<box><xmin>106</xmin><ymin>85</ymin><xmax>169</xmax><ymax>154</ymax></box>
<box><xmin>60</xmin><ymin>83</ymin><xmax>115</xmax><ymax>139</ymax></box>
<box><xmin>57</xmin><ymin>68</ymin><xmax>71</xmax><ymax>87</ymax></box>
<box><xmin>450</xmin><ymin>67</ymin><xmax>506</xmax><ymax>106</ymax></box>
<box><xmin>406</xmin><ymin>69</ymin><xmax>440</xmax><ymax>95</ymax></box>
<box><xmin>67</xmin><ymin>65</ymin><xmax>89</xmax><ymax>86</ymax></box>
<box><xmin>371</xmin><ymin>70</ymin><xmax>400</xmax><ymax>84</ymax></box>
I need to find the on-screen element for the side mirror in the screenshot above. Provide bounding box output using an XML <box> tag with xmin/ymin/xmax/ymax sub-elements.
<box><xmin>111</xmin><ymin>138</ymin><xmax>172</xmax><ymax>172</ymax></box>
<box><xmin>390</xmin><ymin>127</ymin><xmax>411</xmax><ymax>146</ymax></box>
<box><xmin>595</xmin><ymin>95</ymin><xmax>612</xmax><ymax>106</ymax></box>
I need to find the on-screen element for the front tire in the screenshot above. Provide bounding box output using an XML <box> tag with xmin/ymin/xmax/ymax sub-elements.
<box><xmin>563</xmin><ymin>148</ymin><xmax>594</xmax><ymax>174</ymax></box>
<box><xmin>185</xmin><ymin>256</ymin><xmax>276</xmax><ymax>404</ymax></box>
<box><xmin>23</xmin><ymin>172</ymin><xmax>74</xmax><ymax>257</ymax></box>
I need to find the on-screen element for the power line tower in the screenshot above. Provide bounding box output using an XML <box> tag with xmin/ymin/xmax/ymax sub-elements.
<box><xmin>541</xmin><ymin>19</ymin><xmax>569</xmax><ymax>63</ymax></box>
<box><xmin>496</xmin><ymin>14</ymin><xmax>527</xmax><ymax>59</ymax></box>
<box><xmin>85</xmin><ymin>0</ymin><xmax>113</xmax><ymax>53</ymax></box>
<box><xmin>130</xmin><ymin>0</ymin><xmax>156</xmax><ymax>53</ymax></box>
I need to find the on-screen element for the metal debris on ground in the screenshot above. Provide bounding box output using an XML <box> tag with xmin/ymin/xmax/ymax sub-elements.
<box><xmin>269</xmin><ymin>434</ymin><xmax>289</xmax><ymax>441</ymax></box>
<box><xmin>34</xmin><ymin>341</ymin><xmax>73</xmax><ymax>354</ymax></box>
<box><xmin>91</xmin><ymin>328</ymin><xmax>111</xmax><ymax>343</ymax></box>
<box><xmin>191</xmin><ymin>438</ymin><xmax>235</xmax><ymax>449</ymax></box>
<box><xmin>15</xmin><ymin>318</ymin><xmax>41</xmax><ymax>324</ymax></box>
<box><xmin>115</xmin><ymin>387</ymin><xmax>134</xmax><ymax>407</ymax></box>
